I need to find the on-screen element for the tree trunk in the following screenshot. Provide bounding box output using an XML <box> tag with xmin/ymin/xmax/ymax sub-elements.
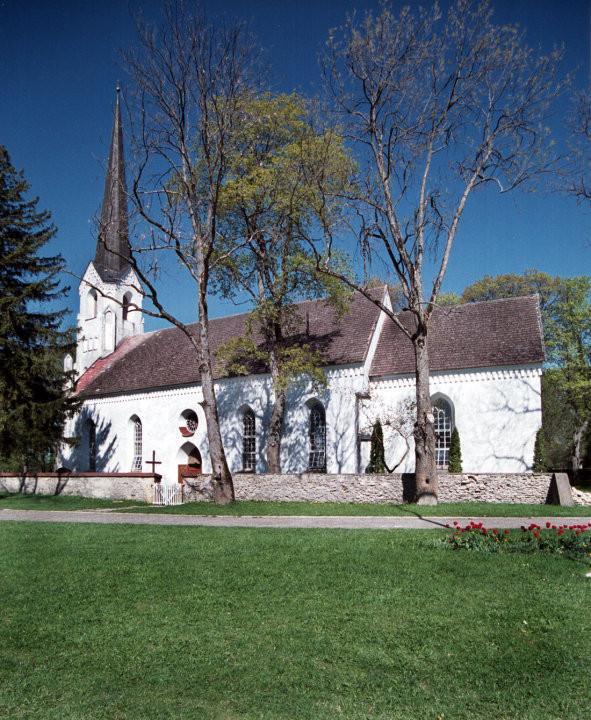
<box><xmin>413</xmin><ymin>330</ymin><xmax>438</xmax><ymax>504</ymax></box>
<box><xmin>571</xmin><ymin>418</ymin><xmax>589</xmax><ymax>481</ymax></box>
<box><xmin>266</xmin><ymin>339</ymin><xmax>285</xmax><ymax>473</ymax></box>
<box><xmin>197</xmin><ymin>290</ymin><xmax>234</xmax><ymax>505</ymax></box>
<box><xmin>267</xmin><ymin>390</ymin><xmax>286</xmax><ymax>473</ymax></box>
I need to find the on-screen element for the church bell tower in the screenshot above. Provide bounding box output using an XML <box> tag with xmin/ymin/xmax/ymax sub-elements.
<box><xmin>76</xmin><ymin>88</ymin><xmax>144</xmax><ymax>375</ymax></box>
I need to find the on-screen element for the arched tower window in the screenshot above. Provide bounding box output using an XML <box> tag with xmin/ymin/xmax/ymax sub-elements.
<box><xmin>87</xmin><ymin>289</ymin><xmax>97</xmax><ymax>319</ymax></box>
<box><xmin>87</xmin><ymin>418</ymin><xmax>96</xmax><ymax>471</ymax></box>
<box><xmin>103</xmin><ymin>309</ymin><xmax>116</xmax><ymax>352</ymax></box>
<box><xmin>122</xmin><ymin>292</ymin><xmax>132</xmax><ymax>321</ymax></box>
<box><xmin>432</xmin><ymin>397</ymin><xmax>454</xmax><ymax>469</ymax></box>
<box><xmin>130</xmin><ymin>415</ymin><xmax>142</xmax><ymax>470</ymax></box>
<box><xmin>242</xmin><ymin>408</ymin><xmax>256</xmax><ymax>472</ymax></box>
<box><xmin>307</xmin><ymin>400</ymin><xmax>326</xmax><ymax>472</ymax></box>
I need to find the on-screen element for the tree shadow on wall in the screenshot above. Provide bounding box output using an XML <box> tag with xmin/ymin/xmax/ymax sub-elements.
<box><xmin>63</xmin><ymin>409</ymin><xmax>118</xmax><ymax>477</ymax></box>
<box><xmin>215</xmin><ymin>380</ymin><xmax>274</xmax><ymax>473</ymax></box>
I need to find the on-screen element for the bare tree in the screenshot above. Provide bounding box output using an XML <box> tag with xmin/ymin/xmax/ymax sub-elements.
<box><xmin>120</xmin><ymin>2</ymin><xmax>262</xmax><ymax>503</ymax></box>
<box><xmin>312</xmin><ymin>0</ymin><xmax>564</xmax><ymax>502</ymax></box>
<box><xmin>569</xmin><ymin>91</ymin><xmax>591</xmax><ymax>202</ymax></box>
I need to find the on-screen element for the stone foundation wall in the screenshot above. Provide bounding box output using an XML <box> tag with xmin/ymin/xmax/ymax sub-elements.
<box><xmin>1</xmin><ymin>471</ymin><xmax>569</xmax><ymax>506</ymax></box>
<box><xmin>184</xmin><ymin>472</ymin><xmax>557</xmax><ymax>505</ymax></box>
<box><xmin>0</xmin><ymin>473</ymin><xmax>157</xmax><ymax>503</ymax></box>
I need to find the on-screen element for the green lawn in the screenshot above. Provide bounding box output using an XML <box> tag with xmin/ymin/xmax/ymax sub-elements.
<box><xmin>0</xmin><ymin>493</ymin><xmax>146</xmax><ymax>511</ymax></box>
<box><xmin>1</xmin><ymin>522</ymin><xmax>589</xmax><ymax>719</ymax></box>
<box><xmin>2</xmin><ymin>493</ymin><xmax>591</xmax><ymax>516</ymax></box>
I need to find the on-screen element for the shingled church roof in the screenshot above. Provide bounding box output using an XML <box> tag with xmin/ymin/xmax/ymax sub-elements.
<box><xmin>370</xmin><ymin>295</ymin><xmax>545</xmax><ymax>378</ymax></box>
<box><xmin>76</xmin><ymin>290</ymin><xmax>383</xmax><ymax>398</ymax></box>
<box><xmin>76</xmin><ymin>292</ymin><xmax>544</xmax><ymax>399</ymax></box>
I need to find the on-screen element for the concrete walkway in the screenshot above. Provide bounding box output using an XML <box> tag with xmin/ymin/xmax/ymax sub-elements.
<box><xmin>1</xmin><ymin>509</ymin><xmax>589</xmax><ymax>529</ymax></box>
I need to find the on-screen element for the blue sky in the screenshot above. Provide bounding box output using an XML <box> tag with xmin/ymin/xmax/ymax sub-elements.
<box><xmin>1</xmin><ymin>0</ymin><xmax>589</xmax><ymax>331</ymax></box>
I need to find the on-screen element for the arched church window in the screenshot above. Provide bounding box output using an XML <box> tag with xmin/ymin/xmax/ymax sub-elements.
<box><xmin>103</xmin><ymin>310</ymin><xmax>116</xmax><ymax>352</ymax></box>
<box><xmin>87</xmin><ymin>289</ymin><xmax>97</xmax><ymax>319</ymax></box>
<box><xmin>432</xmin><ymin>397</ymin><xmax>454</xmax><ymax>469</ymax></box>
<box><xmin>122</xmin><ymin>292</ymin><xmax>132</xmax><ymax>322</ymax></box>
<box><xmin>242</xmin><ymin>408</ymin><xmax>256</xmax><ymax>472</ymax></box>
<box><xmin>131</xmin><ymin>415</ymin><xmax>142</xmax><ymax>470</ymax></box>
<box><xmin>307</xmin><ymin>400</ymin><xmax>326</xmax><ymax>472</ymax></box>
<box><xmin>87</xmin><ymin>418</ymin><xmax>97</xmax><ymax>471</ymax></box>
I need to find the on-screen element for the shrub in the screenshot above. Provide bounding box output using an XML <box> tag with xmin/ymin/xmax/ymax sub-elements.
<box><xmin>366</xmin><ymin>419</ymin><xmax>387</xmax><ymax>474</ymax></box>
<box><xmin>447</xmin><ymin>427</ymin><xmax>462</xmax><ymax>473</ymax></box>
<box><xmin>532</xmin><ymin>427</ymin><xmax>548</xmax><ymax>472</ymax></box>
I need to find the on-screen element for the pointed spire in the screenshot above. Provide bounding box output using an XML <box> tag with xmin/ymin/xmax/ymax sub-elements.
<box><xmin>95</xmin><ymin>86</ymin><xmax>131</xmax><ymax>281</ymax></box>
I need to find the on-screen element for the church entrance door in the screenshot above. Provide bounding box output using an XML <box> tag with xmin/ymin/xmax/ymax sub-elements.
<box><xmin>177</xmin><ymin>446</ymin><xmax>202</xmax><ymax>484</ymax></box>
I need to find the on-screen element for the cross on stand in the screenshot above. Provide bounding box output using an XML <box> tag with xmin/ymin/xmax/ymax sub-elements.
<box><xmin>146</xmin><ymin>450</ymin><xmax>162</xmax><ymax>476</ymax></box>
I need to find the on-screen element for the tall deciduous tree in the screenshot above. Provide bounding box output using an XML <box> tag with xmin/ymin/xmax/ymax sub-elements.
<box><xmin>214</xmin><ymin>93</ymin><xmax>352</xmax><ymax>472</ymax></box>
<box><xmin>0</xmin><ymin>146</ymin><xmax>77</xmax><ymax>473</ymax></box>
<box><xmin>120</xmin><ymin>2</ymin><xmax>263</xmax><ymax>503</ymax></box>
<box><xmin>569</xmin><ymin>91</ymin><xmax>591</xmax><ymax>203</ymax></box>
<box><xmin>314</xmin><ymin>0</ymin><xmax>563</xmax><ymax>502</ymax></box>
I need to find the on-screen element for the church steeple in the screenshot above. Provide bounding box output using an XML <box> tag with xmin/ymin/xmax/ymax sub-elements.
<box><xmin>95</xmin><ymin>86</ymin><xmax>131</xmax><ymax>281</ymax></box>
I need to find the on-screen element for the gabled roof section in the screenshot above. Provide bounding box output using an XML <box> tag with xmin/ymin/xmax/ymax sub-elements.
<box><xmin>76</xmin><ymin>290</ymin><xmax>383</xmax><ymax>398</ymax></box>
<box><xmin>94</xmin><ymin>87</ymin><xmax>131</xmax><ymax>282</ymax></box>
<box><xmin>370</xmin><ymin>295</ymin><xmax>545</xmax><ymax>378</ymax></box>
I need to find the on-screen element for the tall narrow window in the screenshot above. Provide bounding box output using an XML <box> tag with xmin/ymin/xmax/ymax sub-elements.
<box><xmin>87</xmin><ymin>419</ymin><xmax>96</xmax><ymax>471</ymax></box>
<box><xmin>103</xmin><ymin>310</ymin><xmax>116</xmax><ymax>352</ymax></box>
<box><xmin>131</xmin><ymin>415</ymin><xmax>142</xmax><ymax>470</ymax></box>
<box><xmin>122</xmin><ymin>292</ymin><xmax>132</xmax><ymax>321</ymax></box>
<box><xmin>433</xmin><ymin>397</ymin><xmax>453</xmax><ymax>469</ymax></box>
<box><xmin>242</xmin><ymin>408</ymin><xmax>256</xmax><ymax>472</ymax></box>
<box><xmin>308</xmin><ymin>401</ymin><xmax>326</xmax><ymax>472</ymax></box>
<box><xmin>87</xmin><ymin>289</ymin><xmax>97</xmax><ymax>319</ymax></box>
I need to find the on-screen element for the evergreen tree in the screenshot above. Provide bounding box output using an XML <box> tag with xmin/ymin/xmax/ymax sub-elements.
<box><xmin>532</xmin><ymin>427</ymin><xmax>548</xmax><ymax>472</ymax></box>
<box><xmin>366</xmin><ymin>420</ymin><xmax>387</xmax><ymax>474</ymax></box>
<box><xmin>448</xmin><ymin>427</ymin><xmax>463</xmax><ymax>473</ymax></box>
<box><xmin>0</xmin><ymin>146</ymin><xmax>76</xmax><ymax>473</ymax></box>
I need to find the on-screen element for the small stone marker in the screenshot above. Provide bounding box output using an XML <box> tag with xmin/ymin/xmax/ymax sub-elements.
<box><xmin>547</xmin><ymin>472</ymin><xmax>574</xmax><ymax>507</ymax></box>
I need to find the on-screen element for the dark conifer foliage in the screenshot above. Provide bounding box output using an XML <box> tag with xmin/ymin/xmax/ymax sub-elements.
<box><xmin>366</xmin><ymin>420</ymin><xmax>387</xmax><ymax>474</ymax></box>
<box><xmin>0</xmin><ymin>146</ymin><xmax>77</xmax><ymax>472</ymax></box>
<box><xmin>448</xmin><ymin>428</ymin><xmax>463</xmax><ymax>474</ymax></box>
<box><xmin>532</xmin><ymin>428</ymin><xmax>548</xmax><ymax>473</ymax></box>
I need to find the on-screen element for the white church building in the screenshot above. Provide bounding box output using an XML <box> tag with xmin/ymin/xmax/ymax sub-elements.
<box><xmin>61</xmin><ymin>94</ymin><xmax>545</xmax><ymax>484</ymax></box>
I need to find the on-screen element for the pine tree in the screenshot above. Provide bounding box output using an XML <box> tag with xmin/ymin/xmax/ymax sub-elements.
<box><xmin>366</xmin><ymin>419</ymin><xmax>387</xmax><ymax>474</ymax></box>
<box><xmin>0</xmin><ymin>146</ymin><xmax>77</xmax><ymax>473</ymax></box>
<box><xmin>532</xmin><ymin>427</ymin><xmax>548</xmax><ymax>472</ymax></box>
<box><xmin>448</xmin><ymin>427</ymin><xmax>463</xmax><ymax>473</ymax></box>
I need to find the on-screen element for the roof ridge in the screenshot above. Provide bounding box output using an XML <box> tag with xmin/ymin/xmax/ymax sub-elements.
<box><xmin>448</xmin><ymin>294</ymin><xmax>539</xmax><ymax>309</ymax></box>
<box><xmin>140</xmin><ymin>289</ymin><xmax>378</xmax><ymax>339</ymax></box>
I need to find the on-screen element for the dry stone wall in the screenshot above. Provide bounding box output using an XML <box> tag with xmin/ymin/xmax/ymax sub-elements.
<box><xmin>184</xmin><ymin>472</ymin><xmax>558</xmax><ymax>505</ymax></box>
<box><xmin>0</xmin><ymin>472</ymin><xmax>156</xmax><ymax>502</ymax></box>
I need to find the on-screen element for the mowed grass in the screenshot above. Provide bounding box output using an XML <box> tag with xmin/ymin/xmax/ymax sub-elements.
<box><xmin>2</xmin><ymin>493</ymin><xmax>591</xmax><ymax>517</ymax></box>
<box><xmin>0</xmin><ymin>493</ymin><xmax>146</xmax><ymax>511</ymax></box>
<box><xmin>1</xmin><ymin>522</ymin><xmax>589</xmax><ymax>719</ymax></box>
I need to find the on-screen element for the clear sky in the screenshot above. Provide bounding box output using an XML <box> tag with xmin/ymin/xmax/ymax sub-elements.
<box><xmin>1</xmin><ymin>0</ymin><xmax>589</xmax><ymax>331</ymax></box>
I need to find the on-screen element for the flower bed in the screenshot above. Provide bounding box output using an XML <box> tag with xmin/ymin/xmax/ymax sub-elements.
<box><xmin>447</xmin><ymin>520</ymin><xmax>591</xmax><ymax>560</ymax></box>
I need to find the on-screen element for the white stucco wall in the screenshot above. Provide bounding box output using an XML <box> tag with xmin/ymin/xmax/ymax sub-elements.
<box><xmin>360</xmin><ymin>365</ymin><xmax>542</xmax><ymax>473</ymax></box>
<box><xmin>77</xmin><ymin>262</ymin><xmax>144</xmax><ymax>374</ymax></box>
<box><xmin>61</xmin><ymin>362</ymin><xmax>542</xmax><ymax>481</ymax></box>
<box><xmin>61</xmin><ymin>364</ymin><xmax>368</xmax><ymax>483</ymax></box>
